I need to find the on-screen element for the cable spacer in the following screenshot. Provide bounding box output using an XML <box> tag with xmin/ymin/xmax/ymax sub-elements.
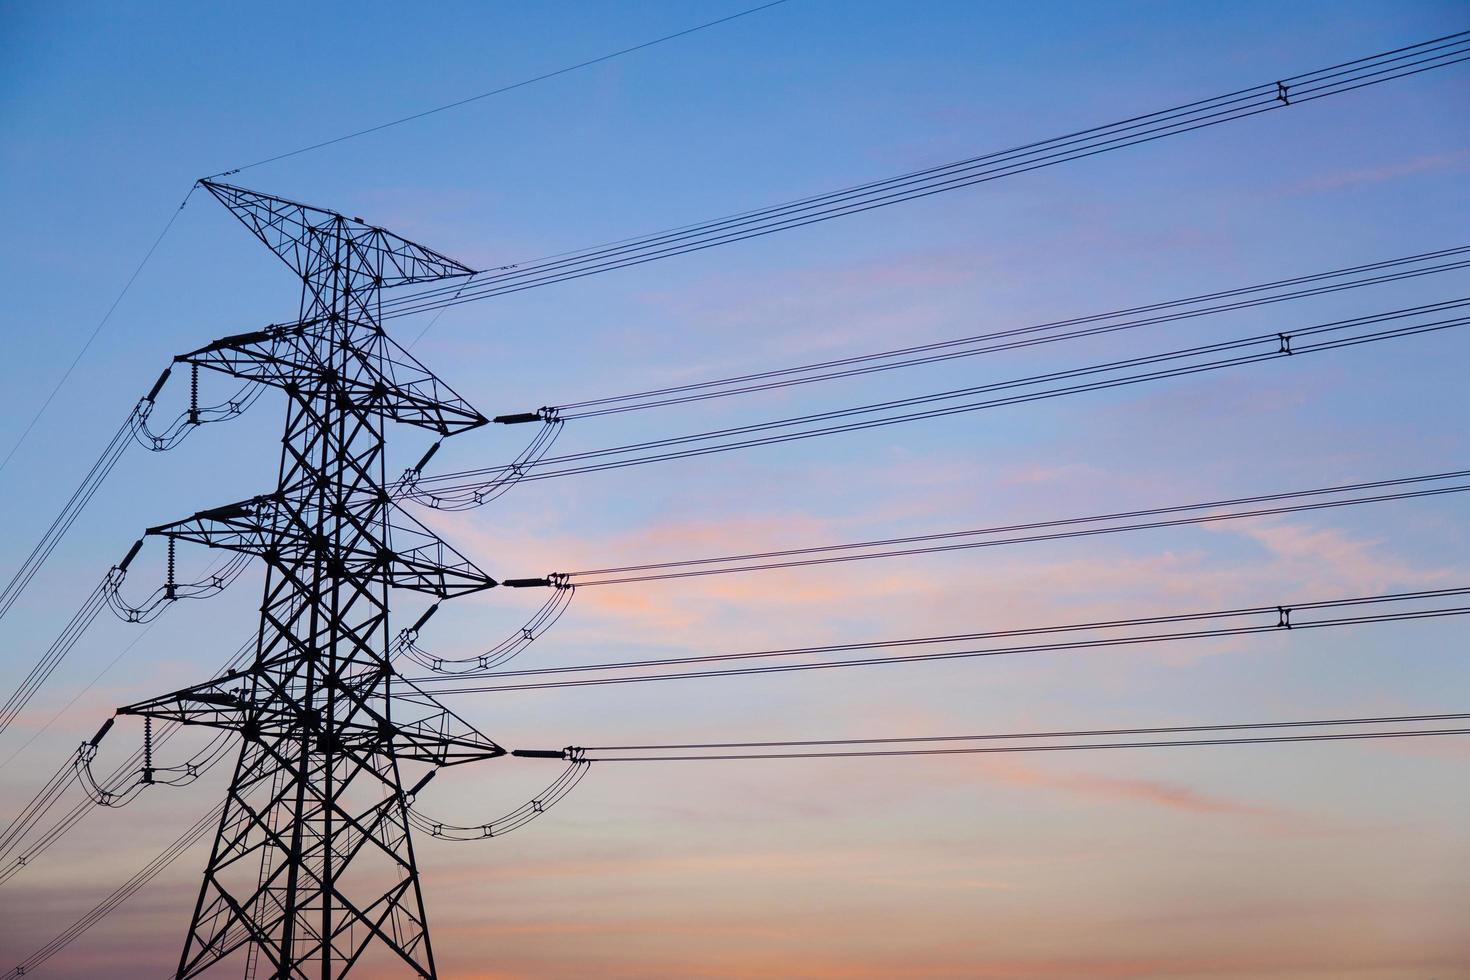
<box><xmin>1276</xmin><ymin>80</ymin><xmax>1291</xmax><ymax>105</ymax></box>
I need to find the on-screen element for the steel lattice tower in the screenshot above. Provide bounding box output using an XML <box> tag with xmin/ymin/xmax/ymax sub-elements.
<box><xmin>118</xmin><ymin>181</ymin><xmax>502</xmax><ymax>978</ymax></box>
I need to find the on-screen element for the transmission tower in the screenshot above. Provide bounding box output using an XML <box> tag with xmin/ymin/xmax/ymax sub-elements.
<box><xmin>116</xmin><ymin>181</ymin><xmax>504</xmax><ymax>978</ymax></box>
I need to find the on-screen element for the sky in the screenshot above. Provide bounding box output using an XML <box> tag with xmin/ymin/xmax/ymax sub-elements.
<box><xmin>1</xmin><ymin>1</ymin><xmax>1468</xmax><ymax>978</ymax></box>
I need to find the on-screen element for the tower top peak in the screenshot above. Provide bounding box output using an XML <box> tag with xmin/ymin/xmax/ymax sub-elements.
<box><xmin>200</xmin><ymin>179</ymin><xmax>475</xmax><ymax>288</ymax></box>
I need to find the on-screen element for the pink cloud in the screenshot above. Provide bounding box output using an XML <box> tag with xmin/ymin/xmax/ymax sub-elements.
<box><xmin>1274</xmin><ymin>149</ymin><xmax>1470</xmax><ymax>196</ymax></box>
<box><xmin>975</xmin><ymin>756</ymin><xmax>1284</xmax><ymax>820</ymax></box>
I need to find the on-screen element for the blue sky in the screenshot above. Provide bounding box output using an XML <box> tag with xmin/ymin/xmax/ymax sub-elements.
<box><xmin>1</xmin><ymin>2</ymin><xmax>1468</xmax><ymax>977</ymax></box>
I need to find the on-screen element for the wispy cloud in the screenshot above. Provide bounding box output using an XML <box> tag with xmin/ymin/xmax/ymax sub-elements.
<box><xmin>1273</xmin><ymin>149</ymin><xmax>1470</xmax><ymax>197</ymax></box>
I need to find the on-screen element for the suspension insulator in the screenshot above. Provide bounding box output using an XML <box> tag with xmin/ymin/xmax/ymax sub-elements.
<box><xmin>503</xmin><ymin>578</ymin><xmax>552</xmax><ymax>589</ymax></box>
<box><xmin>89</xmin><ymin>717</ymin><xmax>115</xmax><ymax>747</ymax></box>
<box><xmin>145</xmin><ymin>367</ymin><xmax>172</xmax><ymax>403</ymax></box>
<box><xmin>117</xmin><ymin>539</ymin><xmax>145</xmax><ymax>572</ymax></box>
<box><xmin>413</xmin><ymin>441</ymin><xmax>442</xmax><ymax>472</ymax></box>
<box><xmin>411</xmin><ymin>604</ymin><xmax>440</xmax><ymax>632</ymax></box>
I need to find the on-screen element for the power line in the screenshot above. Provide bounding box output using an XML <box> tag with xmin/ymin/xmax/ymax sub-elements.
<box><xmin>374</xmin><ymin>31</ymin><xmax>1470</xmax><ymax>320</ymax></box>
<box><xmin>578</xmin><ymin>711</ymin><xmax>1470</xmax><ymax>752</ymax></box>
<box><xmin>541</xmin><ymin>468</ymin><xmax>1470</xmax><ymax>586</ymax></box>
<box><xmin>418</xmin><ymin>584</ymin><xmax>1470</xmax><ymax>693</ymax></box>
<box><xmin>522</xmin><ymin>298</ymin><xmax>1465</xmax><ymax>466</ymax></box>
<box><xmin>207</xmin><ymin>1</ymin><xmax>792</xmax><ymax>179</ymax></box>
<box><xmin>546</xmin><ymin>245</ymin><xmax>1470</xmax><ymax>418</ymax></box>
<box><xmin>573</xmin><ymin>725</ymin><xmax>1470</xmax><ymax>762</ymax></box>
<box><xmin>408</xmin><ymin>293</ymin><xmax>1466</xmax><ymax>491</ymax></box>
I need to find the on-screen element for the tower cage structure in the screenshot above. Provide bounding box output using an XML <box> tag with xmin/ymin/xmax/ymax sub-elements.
<box><xmin>116</xmin><ymin>180</ymin><xmax>504</xmax><ymax>979</ymax></box>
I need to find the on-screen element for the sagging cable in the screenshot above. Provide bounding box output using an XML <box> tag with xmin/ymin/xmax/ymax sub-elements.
<box><xmin>407</xmin><ymin>758</ymin><xmax>590</xmax><ymax>841</ymax></box>
<box><xmin>406</xmin><ymin>410</ymin><xmax>564</xmax><ymax>510</ymax></box>
<box><xmin>402</xmin><ymin>583</ymin><xmax>574</xmax><ymax>675</ymax></box>
<box><xmin>104</xmin><ymin>542</ymin><xmax>250</xmax><ymax>624</ymax></box>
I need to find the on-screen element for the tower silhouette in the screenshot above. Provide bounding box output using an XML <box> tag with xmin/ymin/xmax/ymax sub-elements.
<box><xmin>119</xmin><ymin>181</ymin><xmax>501</xmax><ymax>978</ymax></box>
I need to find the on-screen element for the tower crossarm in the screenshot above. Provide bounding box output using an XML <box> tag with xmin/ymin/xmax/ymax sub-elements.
<box><xmin>200</xmin><ymin>180</ymin><xmax>474</xmax><ymax>289</ymax></box>
<box><xmin>178</xmin><ymin>319</ymin><xmax>487</xmax><ymax>436</ymax></box>
<box><xmin>146</xmin><ymin>496</ymin><xmax>497</xmax><ymax>599</ymax></box>
<box><xmin>118</xmin><ymin>675</ymin><xmax>505</xmax><ymax>766</ymax></box>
